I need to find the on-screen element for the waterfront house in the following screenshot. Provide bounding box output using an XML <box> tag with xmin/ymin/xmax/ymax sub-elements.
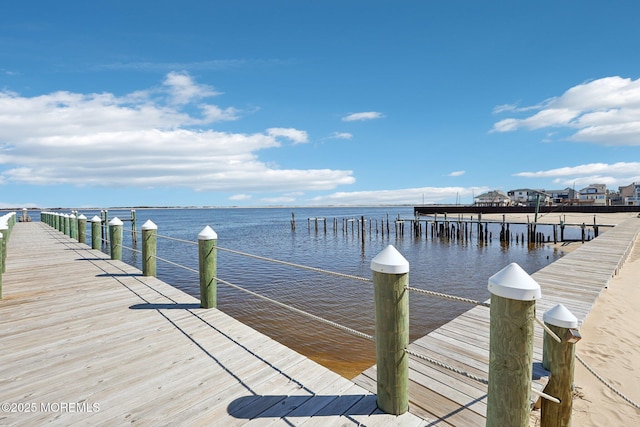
<box><xmin>507</xmin><ymin>188</ymin><xmax>552</xmax><ymax>206</ymax></box>
<box><xmin>578</xmin><ymin>184</ymin><xmax>608</xmax><ymax>205</ymax></box>
<box><xmin>474</xmin><ymin>190</ymin><xmax>512</xmax><ymax>207</ymax></box>
<box><xmin>619</xmin><ymin>182</ymin><xmax>640</xmax><ymax>206</ymax></box>
<box><xmin>547</xmin><ymin>187</ymin><xmax>579</xmax><ymax>205</ymax></box>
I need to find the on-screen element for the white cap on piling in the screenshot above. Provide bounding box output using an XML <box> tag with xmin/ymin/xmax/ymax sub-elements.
<box><xmin>91</xmin><ymin>215</ymin><xmax>102</xmax><ymax>222</ymax></box>
<box><xmin>543</xmin><ymin>303</ymin><xmax>578</xmax><ymax>328</ymax></box>
<box><xmin>108</xmin><ymin>217</ymin><xmax>123</xmax><ymax>226</ymax></box>
<box><xmin>141</xmin><ymin>219</ymin><xmax>157</xmax><ymax>230</ymax></box>
<box><xmin>198</xmin><ymin>225</ymin><xmax>218</xmax><ymax>240</ymax></box>
<box><xmin>77</xmin><ymin>214</ymin><xmax>86</xmax><ymax>220</ymax></box>
<box><xmin>370</xmin><ymin>244</ymin><xmax>409</xmax><ymax>274</ymax></box>
<box><xmin>488</xmin><ymin>262</ymin><xmax>541</xmax><ymax>301</ymax></box>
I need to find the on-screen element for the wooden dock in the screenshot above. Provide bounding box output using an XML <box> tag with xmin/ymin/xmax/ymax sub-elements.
<box><xmin>0</xmin><ymin>222</ymin><xmax>426</xmax><ymax>426</ymax></box>
<box><xmin>355</xmin><ymin>216</ymin><xmax>640</xmax><ymax>425</ymax></box>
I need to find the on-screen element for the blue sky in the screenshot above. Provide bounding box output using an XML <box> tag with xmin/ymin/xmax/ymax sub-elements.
<box><xmin>1</xmin><ymin>1</ymin><xmax>639</xmax><ymax>208</ymax></box>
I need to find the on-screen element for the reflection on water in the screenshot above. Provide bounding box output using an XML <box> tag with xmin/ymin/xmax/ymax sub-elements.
<box><xmin>84</xmin><ymin>206</ymin><xmax>567</xmax><ymax>379</ymax></box>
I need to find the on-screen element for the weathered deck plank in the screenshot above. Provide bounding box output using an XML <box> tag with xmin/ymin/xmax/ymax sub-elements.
<box><xmin>0</xmin><ymin>222</ymin><xmax>426</xmax><ymax>426</ymax></box>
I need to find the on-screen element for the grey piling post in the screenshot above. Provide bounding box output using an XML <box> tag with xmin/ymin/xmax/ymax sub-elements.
<box><xmin>109</xmin><ymin>217</ymin><xmax>123</xmax><ymax>260</ymax></box>
<box><xmin>487</xmin><ymin>263</ymin><xmax>541</xmax><ymax>427</ymax></box>
<box><xmin>91</xmin><ymin>216</ymin><xmax>102</xmax><ymax>250</ymax></box>
<box><xmin>371</xmin><ymin>245</ymin><xmax>410</xmax><ymax>415</ymax></box>
<box><xmin>77</xmin><ymin>214</ymin><xmax>87</xmax><ymax>244</ymax></box>
<box><xmin>541</xmin><ymin>304</ymin><xmax>580</xmax><ymax>427</ymax></box>
<box><xmin>0</xmin><ymin>222</ymin><xmax>7</xmax><ymax>274</ymax></box>
<box><xmin>198</xmin><ymin>226</ymin><xmax>218</xmax><ymax>308</ymax></box>
<box><xmin>141</xmin><ymin>220</ymin><xmax>157</xmax><ymax>277</ymax></box>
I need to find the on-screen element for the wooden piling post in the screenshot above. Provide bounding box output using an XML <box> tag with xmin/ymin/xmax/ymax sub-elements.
<box><xmin>108</xmin><ymin>217</ymin><xmax>123</xmax><ymax>260</ymax></box>
<box><xmin>102</xmin><ymin>210</ymin><xmax>109</xmax><ymax>243</ymax></box>
<box><xmin>69</xmin><ymin>214</ymin><xmax>78</xmax><ymax>240</ymax></box>
<box><xmin>141</xmin><ymin>220</ymin><xmax>158</xmax><ymax>277</ymax></box>
<box><xmin>541</xmin><ymin>304</ymin><xmax>579</xmax><ymax>427</ymax></box>
<box><xmin>131</xmin><ymin>210</ymin><xmax>137</xmax><ymax>244</ymax></box>
<box><xmin>91</xmin><ymin>216</ymin><xmax>102</xmax><ymax>250</ymax></box>
<box><xmin>77</xmin><ymin>214</ymin><xmax>87</xmax><ymax>244</ymax></box>
<box><xmin>0</xmin><ymin>222</ymin><xmax>7</xmax><ymax>274</ymax></box>
<box><xmin>0</xmin><ymin>233</ymin><xmax>3</xmax><ymax>298</ymax></box>
<box><xmin>64</xmin><ymin>214</ymin><xmax>71</xmax><ymax>237</ymax></box>
<box><xmin>487</xmin><ymin>263</ymin><xmax>541</xmax><ymax>427</ymax></box>
<box><xmin>371</xmin><ymin>245</ymin><xmax>409</xmax><ymax>415</ymax></box>
<box><xmin>198</xmin><ymin>226</ymin><xmax>218</xmax><ymax>309</ymax></box>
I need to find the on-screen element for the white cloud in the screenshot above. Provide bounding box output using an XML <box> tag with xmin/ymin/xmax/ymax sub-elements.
<box><xmin>492</xmin><ymin>76</ymin><xmax>640</xmax><ymax>146</ymax></box>
<box><xmin>310</xmin><ymin>186</ymin><xmax>489</xmax><ymax>205</ymax></box>
<box><xmin>162</xmin><ymin>71</ymin><xmax>221</xmax><ymax>105</ymax></box>
<box><xmin>266</xmin><ymin>127</ymin><xmax>309</xmax><ymax>144</ymax></box>
<box><xmin>515</xmin><ymin>162</ymin><xmax>640</xmax><ymax>188</ymax></box>
<box><xmin>330</xmin><ymin>132</ymin><xmax>353</xmax><ymax>140</ymax></box>
<box><xmin>448</xmin><ymin>170</ymin><xmax>465</xmax><ymax>177</ymax></box>
<box><xmin>229</xmin><ymin>194</ymin><xmax>252</xmax><ymax>201</ymax></box>
<box><xmin>0</xmin><ymin>74</ymin><xmax>354</xmax><ymax>193</ymax></box>
<box><xmin>342</xmin><ymin>112</ymin><xmax>384</xmax><ymax>122</ymax></box>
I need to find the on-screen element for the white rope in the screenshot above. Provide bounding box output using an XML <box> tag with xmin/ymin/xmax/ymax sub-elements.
<box><xmin>530</xmin><ymin>387</ymin><xmax>561</xmax><ymax>404</ymax></box>
<box><xmin>404</xmin><ymin>348</ymin><xmax>489</xmax><ymax>384</ymax></box>
<box><xmin>216</xmin><ymin>246</ymin><xmax>372</xmax><ymax>283</ymax></box>
<box><xmin>534</xmin><ymin>316</ymin><xmax>562</xmax><ymax>343</ymax></box>
<box><xmin>116</xmin><ymin>243</ymin><xmax>142</xmax><ymax>255</ymax></box>
<box><xmin>156</xmin><ymin>234</ymin><xmax>372</xmax><ymax>282</ymax></box>
<box><xmin>215</xmin><ymin>276</ymin><xmax>375</xmax><ymax>342</ymax></box>
<box><xmin>405</xmin><ymin>286</ymin><xmax>490</xmax><ymax>308</ymax></box>
<box><xmin>156</xmin><ymin>234</ymin><xmax>198</xmax><ymax>246</ymax></box>
<box><xmin>153</xmin><ymin>254</ymin><xmax>199</xmax><ymax>274</ymax></box>
<box><xmin>576</xmin><ymin>353</ymin><xmax>640</xmax><ymax>411</ymax></box>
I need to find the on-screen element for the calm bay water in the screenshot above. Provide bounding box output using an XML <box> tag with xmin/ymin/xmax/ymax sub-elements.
<box><xmin>68</xmin><ymin>206</ymin><xmax>569</xmax><ymax>378</ymax></box>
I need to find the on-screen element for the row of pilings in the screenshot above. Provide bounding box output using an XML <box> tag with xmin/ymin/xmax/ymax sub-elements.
<box><xmin>293</xmin><ymin>212</ymin><xmax>600</xmax><ymax>246</ymax></box>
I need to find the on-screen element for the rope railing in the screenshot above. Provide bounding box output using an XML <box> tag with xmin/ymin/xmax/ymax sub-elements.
<box><xmin>118</xmin><ymin>237</ymin><xmax>375</xmax><ymax>342</ymax></box>
<box><xmin>215</xmin><ymin>275</ymin><xmax>375</xmax><ymax>342</ymax></box>
<box><xmin>117</xmin><ymin>239</ymin><xmax>571</xmax><ymax>408</ymax></box>
<box><xmin>405</xmin><ymin>286</ymin><xmax>490</xmax><ymax>307</ymax></box>
<box><xmin>156</xmin><ymin>234</ymin><xmax>198</xmax><ymax>246</ymax></box>
<box><xmin>158</xmin><ymin>233</ymin><xmax>373</xmax><ymax>282</ymax></box>
<box><xmin>575</xmin><ymin>353</ymin><xmax>640</xmax><ymax>411</ymax></box>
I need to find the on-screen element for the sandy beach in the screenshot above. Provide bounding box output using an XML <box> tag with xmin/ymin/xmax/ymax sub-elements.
<box><xmin>527</xmin><ymin>213</ymin><xmax>640</xmax><ymax>425</ymax></box>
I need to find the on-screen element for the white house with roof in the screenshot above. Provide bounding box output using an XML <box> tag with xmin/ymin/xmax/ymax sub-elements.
<box><xmin>507</xmin><ymin>189</ymin><xmax>552</xmax><ymax>206</ymax></box>
<box><xmin>578</xmin><ymin>184</ymin><xmax>608</xmax><ymax>205</ymax></box>
<box><xmin>474</xmin><ymin>190</ymin><xmax>512</xmax><ymax>207</ymax></box>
